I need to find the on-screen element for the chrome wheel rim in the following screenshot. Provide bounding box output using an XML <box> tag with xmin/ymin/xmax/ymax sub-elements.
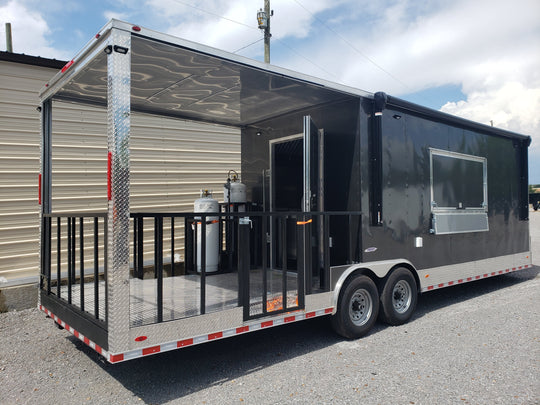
<box><xmin>392</xmin><ymin>280</ymin><xmax>412</xmax><ymax>314</ymax></box>
<box><xmin>349</xmin><ymin>289</ymin><xmax>372</xmax><ymax>326</ymax></box>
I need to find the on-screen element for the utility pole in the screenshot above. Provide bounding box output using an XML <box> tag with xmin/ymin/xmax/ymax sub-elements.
<box><xmin>257</xmin><ymin>0</ymin><xmax>272</xmax><ymax>63</ymax></box>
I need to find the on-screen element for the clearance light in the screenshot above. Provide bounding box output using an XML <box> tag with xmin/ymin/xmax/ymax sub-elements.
<box><xmin>61</xmin><ymin>60</ymin><xmax>74</xmax><ymax>73</ymax></box>
<box><xmin>132</xmin><ymin>25</ymin><xmax>141</xmax><ymax>32</ymax></box>
<box><xmin>134</xmin><ymin>336</ymin><xmax>147</xmax><ymax>342</ymax></box>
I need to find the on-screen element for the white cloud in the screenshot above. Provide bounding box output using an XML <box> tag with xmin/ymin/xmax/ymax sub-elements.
<box><xmin>0</xmin><ymin>0</ymin><xmax>69</xmax><ymax>59</ymax></box>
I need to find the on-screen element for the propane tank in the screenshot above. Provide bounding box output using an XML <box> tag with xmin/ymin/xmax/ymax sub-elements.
<box><xmin>223</xmin><ymin>170</ymin><xmax>247</xmax><ymax>204</ymax></box>
<box><xmin>194</xmin><ymin>189</ymin><xmax>219</xmax><ymax>273</ymax></box>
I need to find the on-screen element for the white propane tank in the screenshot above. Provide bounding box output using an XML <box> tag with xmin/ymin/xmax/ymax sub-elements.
<box><xmin>194</xmin><ymin>190</ymin><xmax>219</xmax><ymax>273</ymax></box>
<box><xmin>223</xmin><ymin>170</ymin><xmax>247</xmax><ymax>204</ymax></box>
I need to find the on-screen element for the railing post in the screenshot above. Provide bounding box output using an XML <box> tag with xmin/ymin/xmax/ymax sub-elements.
<box><xmin>79</xmin><ymin>217</ymin><xmax>85</xmax><ymax>312</ymax></box>
<box><xmin>200</xmin><ymin>216</ymin><xmax>206</xmax><ymax>315</ymax></box>
<box><xmin>94</xmin><ymin>217</ymin><xmax>99</xmax><ymax>319</ymax></box>
<box><xmin>155</xmin><ymin>216</ymin><xmax>163</xmax><ymax>322</ymax></box>
<box><xmin>238</xmin><ymin>217</ymin><xmax>251</xmax><ymax>321</ymax></box>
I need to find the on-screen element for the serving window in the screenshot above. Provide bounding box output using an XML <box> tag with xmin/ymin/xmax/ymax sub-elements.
<box><xmin>429</xmin><ymin>149</ymin><xmax>488</xmax><ymax>234</ymax></box>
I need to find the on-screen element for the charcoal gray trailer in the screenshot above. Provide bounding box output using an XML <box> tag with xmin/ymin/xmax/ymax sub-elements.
<box><xmin>38</xmin><ymin>20</ymin><xmax>532</xmax><ymax>363</ymax></box>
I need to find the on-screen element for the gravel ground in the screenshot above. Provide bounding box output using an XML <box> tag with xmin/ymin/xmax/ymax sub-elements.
<box><xmin>1</xmin><ymin>211</ymin><xmax>539</xmax><ymax>405</ymax></box>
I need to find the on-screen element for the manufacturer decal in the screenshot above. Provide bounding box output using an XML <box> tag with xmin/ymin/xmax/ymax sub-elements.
<box><xmin>364</xmin><ymin>247</ymin><xmax>377</xmax><ymax>253</ymax></box>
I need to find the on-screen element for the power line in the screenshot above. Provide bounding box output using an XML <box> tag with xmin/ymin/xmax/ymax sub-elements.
<box><xmin>292</xmin><ymin>0</ymin><xmax>412</xmax><ymax>93</ymax></box>
<box><xmin>170</xmin><ymin>0</ymin><xmax>257</xmax><ymax>31</ymax></box>
<box><xmin>233</xmin><ymin>37</ymin><xmax>263</xmax><ymax>54</ymax></box>
<box><xmin>167</xmin><ymin>0</ymin><xmax>342</xmax><ymax>81</ymax></box>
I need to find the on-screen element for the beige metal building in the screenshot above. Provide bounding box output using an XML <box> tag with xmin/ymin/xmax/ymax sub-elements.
<box><xmin>0</xmin><ymin>51</ymin><xmax>240</xmax><ymax>305</ymax></box>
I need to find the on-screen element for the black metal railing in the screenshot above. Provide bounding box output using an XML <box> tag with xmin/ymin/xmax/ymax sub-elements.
<box><xmin>40</xmin><ymin>213</ymin><xmax>108</xmax><ymax>325</ymax></box>
<box><xmin>130</xmin><ymin>210</ymin><xmax>362</xmax><ymax>325</ymax></box>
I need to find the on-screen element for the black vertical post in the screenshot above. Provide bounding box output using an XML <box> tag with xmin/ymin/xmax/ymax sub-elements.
<box><xmin>137</xmin><ymin>217</ymin><xmax>144</xmax><ymax>279</ymax></box>
<box><xmin>296</xmin><ymin>216</ymin><xmax>305</xmax><ymax>308</ymax></box>
<box><xmin>103</xmin><ymin>216</ymin><xmax>108</xmax><ymax>326</ymax></box>
<box><xmin>94</xmin><ymin>217</ymin><xmax>99</xmax><ymax>319</ymax></box>
<box><xmin>370</xmin><ymin>92</ymin><xmax>385</xmax><ymax>226</ymax></box>
<box><xmin>67</xmin><ymin>217</ymin><xmax>72</xmax><ymax>304</ymax></box>
<box><xmin>133</xmin><ymin>216</ymin><xmax>138</xmax><ymax>278</ymax></box>
<box><xmin>185</xmin><ymin>217</ymin><xmax>193</xmax><ymax>273</ymax></box>
<box><xmin>71</xmin><ymin>217</ymin><xmax>76</xmax><ymax>282</ymax></box>
<box><xmin>262</xmin><ymin>214</ymin><xmax>268</xmax><ymax>315</ymax></box>
<box><xmin>323</xmin><ymin>214</ymin><xmax>330</xmax><ymax>291</ymax></box>
<box><xmin>304</xmin><ymin>215</ymin><xmax>312</xmax><ymax>295</ymax></box>
<box><xmin>57</xmin><ymin>217</ymin><xmax>61</xmax><ymax>297</ymax></box>
<box><xmin>170</xmin><ymin>216</ymin><xmax>175</xmax><ymax>276</ymax></box>
<box><xmin>281</xmin><ymin>216</ymin><xmax>287</xmax><ymax>310</ymax></box>
<box><xmin>79</xmin><ymin>217</ymin><xmax>84</xmax><ymax>312</ymax></box>
<box><xmin>44</xmin><ymin>216</ymin><xmax>51</xmax><ymax>294</ymax></box>
<box><xmin>155</xmin><ymin>216</ymin><xmax>163</xmax><ymax>323</ymax></box>
<box><xmin>40</xmin><ymin>100</ymin><xmax>52</xmax><ymax>299</ymax></box>
<box><xmin>238</xmin><ymin>217</ymin><xmax>250</xmax><ymax>321</ymax></box>
<box><xmin>200</xmin><ymin>216</ymin><xmax>206</xmax><ymax>315</ymax></box>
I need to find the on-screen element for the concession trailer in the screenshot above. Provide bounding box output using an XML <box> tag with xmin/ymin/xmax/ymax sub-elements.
<box><xmin>38</xmin><ymin>20</ymin><xmax>532</xmax><ymax>363</ymax></box>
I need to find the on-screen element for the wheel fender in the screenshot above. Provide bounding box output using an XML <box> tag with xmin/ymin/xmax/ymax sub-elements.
<box><xmin>331</xmin><ymin>259</ymin><xmax>416</xmax><ymax>315</ymax></box>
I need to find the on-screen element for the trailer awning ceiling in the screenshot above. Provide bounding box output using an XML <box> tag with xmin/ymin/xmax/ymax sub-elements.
<box><xmin>41</xmin><ymin>22</ymin><xmax>358</xmax><ymax>127</ymax></box>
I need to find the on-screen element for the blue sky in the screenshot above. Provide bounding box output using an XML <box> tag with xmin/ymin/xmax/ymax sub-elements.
<box><xmin>1</xmin><ymin>0</ymin><xmax>539</xmax><ymax>182</ymax></box>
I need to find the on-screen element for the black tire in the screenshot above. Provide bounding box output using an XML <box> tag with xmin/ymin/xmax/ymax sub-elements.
<box><xmin>379</xmin><ymin>267</ymin><xmax>418</xmax><ymax>326</ymax></box>
<box><xmin>331</xmin><ymin>275</ymin><xmax>379</xmax><ymax>339</ymax></box>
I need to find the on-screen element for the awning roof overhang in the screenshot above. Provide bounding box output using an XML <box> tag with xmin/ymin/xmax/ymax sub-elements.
<box><xmin>39</xmin><ymin>20</ymin><xmax>367</xmax><ymax>128</ymax></box>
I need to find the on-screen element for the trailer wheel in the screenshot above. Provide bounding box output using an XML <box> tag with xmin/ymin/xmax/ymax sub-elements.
<box><xmin>379</xmin><ymin>267</ymin><xmax>417</xmax><ymax>326</ymax></box>
<box><xmin>331</xmin><ymin>275</ymin><xmax>379</xmax><ymax>339</ymax></box>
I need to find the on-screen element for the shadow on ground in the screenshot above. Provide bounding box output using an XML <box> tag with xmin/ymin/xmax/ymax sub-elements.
<box><xmin>69</xmin><ymin>266</ymin><xmax>539</xmax><ymax>404</ymax></box>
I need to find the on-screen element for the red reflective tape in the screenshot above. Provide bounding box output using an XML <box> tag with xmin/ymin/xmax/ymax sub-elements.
<box><xmin>498</xmin><ymin>270</ymin><xmax>503</xmax><ymax>274</ymax></box>
<box><xmin>438</xmin><ymin>283</ymin><xmax>444</xmax><ymax>288</ymax></box>
<box><xmin>61</xmin><ymin>60</ymin><xmax>74</xmax><ymax>73</ymax></box>
<box><xmin>142</xmin><ymin>345</ymin><xmax>161</xmax><ymax>356</ymax></box>
<box><xmin>236</xmin><ymin>326</ymin><xmax>249</xmax><ymax>333</ymax></box>
<box><xmin>475</xmin><ymin>276</ymin><xmax>481</xmax><ymax>279</ymax></box>
<box><xmin>261</xmin><ymin>321</ymin><xmax>273</xmax><ymax>328</ymax></box>
<box><xmin>95</xmin><ymin>345</ymin><xmax>102</xmax><ymax>354</ymax></box>
<box><xmin>491</xmin><ymin>272</ymin><xmax>496</xmax><ymax>276</ymax></box>
<box><xmin>74</xmin><ymin>330</ymin><xmax>80</xmax><ymax>338</ymax></box>
<box><xmin>83</xmin><ymin>337</ymin><xmax>90</xmax><ymax>345</ymax></box>
<box><xmin>208</xmin><ymin>332</ymin><xmax>223</xmax><ymax>340</ymax></box>
<box><xmin>325</xmin><ymin>308</ymin><xmax>333</xmax><ymax>314</ymax></box>
<box><xmin>467</xmin><ymin>277</ymin><xmax>472</xmax><ymax>281</ymax></box>
<box><xmin>483</xmin><ymin>274</ymin><xmax>488</xmax><ymax>278</ymax></box>
<box><xmin>64</xmin><ymin>324</ymin><xmax>70</xmax><ymax>331</ymax></box>
<box><xmin>38</xmin><ymin>174</ymin><xmax>42</xmax><ymax>205</ymax></box>
<box><xmin>512</xmin><ymin>267</ymin><xmax>516</xmax><ymax>271</ymax></box>
<box><xmin>458</xmin><ymin>279</ymin><xmax>463</xmax><ymax>283</ymax></box>
<box><xmin>110</xmin><ymin>354</ymin><xmax>124</xmax><ymax>363</ymax></box>
<box><xmin>177</xmin><ymin>338</ymin><xmax>193</xmax><ymax>348</ymax></box>
<box><xmin>306</xmin><ymin>312</ymin><xmax>316</xmax><ymax>318</ymax></box>
<box><xmin>427</xmin><ymin>285</ymin><xmax>434</xmax><ymax>290</ymax></box>
<box><xmin>107</xmin><ymin>152</ymin><xmax>112</xmax><ymax>200</ymax></box>
<box><xmin>448</xmin><ymin>281</ymin><xmax>454</xmax><ymax>286</ymax></box>
<box><xmin>284</xmin><ymin>316</ymin><xmax>296</xmax><ymax>323</ymax></box>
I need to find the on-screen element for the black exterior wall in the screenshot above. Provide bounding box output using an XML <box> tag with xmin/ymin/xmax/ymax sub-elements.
<box><xmin>241</xmin><ymin>98</ymin><xmax>363</xmax><ymax>266</ymax></box>
<box><xmin>361</xmin><ymin>99</ymin><xmax>530</xmax><ymax>270</ymax></box>
<box><xmin>241</xmin><ymin>92</ymin><xmax>530</xmax><ymax>272</ymax></box>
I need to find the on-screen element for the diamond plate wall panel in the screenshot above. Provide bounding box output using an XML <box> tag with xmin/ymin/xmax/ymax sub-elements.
<box><xmin>106</xmin><ymin>29</ymin><xmax>132</xmax><ymax>353</ymax></box>
<box><xmin>128</xmin><ymin>307</ymin><xmax>243</xmax><ymax>349</ymax></box>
